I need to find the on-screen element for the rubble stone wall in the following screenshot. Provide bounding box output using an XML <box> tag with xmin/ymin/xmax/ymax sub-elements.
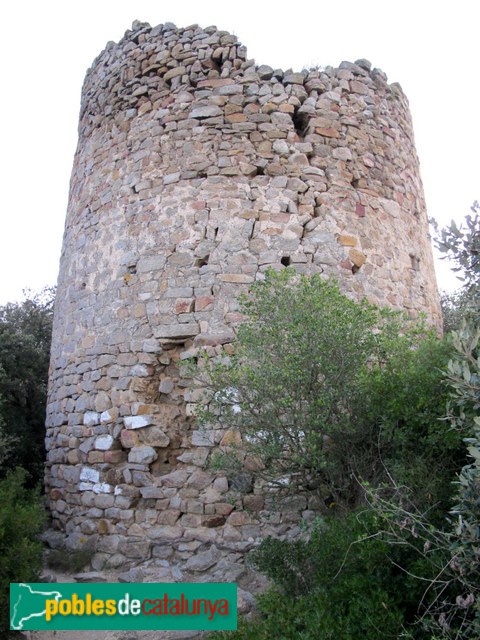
<box><xmin>45</xmin><ymin>20</ymin><xmax>441</xmax><ymax>574</ymax></box>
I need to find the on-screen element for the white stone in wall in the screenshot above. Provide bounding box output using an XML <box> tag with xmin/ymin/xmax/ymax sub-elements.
<box><xmin>100</xmin><ymin>410</ymin><xmax>116</xmax><ymax>424</ymax></box>
<box><xmin>92</xmin><ymin>483</ymin><xmax>114</xmax><ymax>494</ymax></box>
<box><xmin>158</xmin><ymin>378</ymin><xmax>174</xmax><ymax>394</ymax></box>
<box><xmin>129</xmin><ymin>364</ymin><xmax>150</xmax><ymax>377</ymax></box>
<box><xmin>83</xmin><ymin>411</ymin><xmax>100</xmax><ymax>427</ymax></box>
<box><xmin>124</xmin><ymin>416</ymin><xmax>153</xmax><ymax>429</ymax></box>
<box><xmin>176</xmin><ymin>449</ymin><xmax>210</xmax><ymax>466</ymax></box>
<box><xmin>80</xmin><ymin>467</ymin><xmax>100</xmax><ymax>483</ymax></box>
<box><xmin>95</xmin><ymin>435</ymin><xmax>114</xmax><ymax>450</ymax></box>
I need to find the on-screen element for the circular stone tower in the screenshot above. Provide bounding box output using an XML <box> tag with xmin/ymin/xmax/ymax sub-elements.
<box><xmin>46</xmin><ymin>21</ymin><xmax>441</xmax><ymax>570</ymax></box>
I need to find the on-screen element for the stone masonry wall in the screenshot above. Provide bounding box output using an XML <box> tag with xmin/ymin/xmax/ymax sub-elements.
<box><xmin>45</xmin><ymin>20</ymin><xmax>441</xmax><ymax>576</ymax></box>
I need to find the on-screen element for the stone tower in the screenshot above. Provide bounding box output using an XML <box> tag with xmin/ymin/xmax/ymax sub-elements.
<box><xmin>45</xmin><ymin>21</ymin><xmax>440</xmax><ymax>571</ymax></box>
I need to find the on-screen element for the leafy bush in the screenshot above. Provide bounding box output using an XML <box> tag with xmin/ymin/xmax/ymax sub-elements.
<box><xmin>435</xmin><ymin>202</ymin><xmax>480</xmax><ymax>303</ymax></box>
<box><xmin>200</xmin><ymin>270</ymin><xmax>381</xmax><ymax>495</ymax></box>
<box><xmin>212</xmin><ymin>511</ymin><xmax>433</xmax><ymax>640</ymax></box>
<box><xmin>436</xmin><ymin>205</ymin><xmax>480</xmax><ymax>334</ymax></box>
<box><xmin>363</xmin><ymin>332</ymin><xmax>458</xmax><ymax>514</ymax></box>
<box><xmin>196</xmin><ymin>269</ymin><xmax>453</xmax><ymax>510</ymax></box>
<box><xmin>441</xmin><ymin>289</ymin><xmax>476</xmax><ymax>334</ymax></box>
<box><xmin>0</xmin><ymin>468</ymin><xmax>45</xmax><ymax>638</ymax></box>
<box><xmin>0</xmin><ymin>287</ymin><xmax>54</xmax><ymax>484</ymax></box>
<box><xmin>208</xmin><ymin>210</ymin><xmax>480</xmax><ymax>640</ymax></box>
<box><xmin>437</xmin><ymin>323</ymin><xmax>480</xmax><ymax>637</ymax></box>
<box><xmin>364</xmin><ymin>210</ymin><xmax>480</xmax><ymax>639</ymax></box>
<box><xmin>45</xmin><ymin>547</ymin><xmax>94</xmax><ymax>573</ymax></box>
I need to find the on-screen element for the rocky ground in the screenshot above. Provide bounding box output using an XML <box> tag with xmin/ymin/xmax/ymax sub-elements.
<box><xmin>17</xmin><ymin>562</ymin><xmax>261</xmax><ymax>640</ymax></box>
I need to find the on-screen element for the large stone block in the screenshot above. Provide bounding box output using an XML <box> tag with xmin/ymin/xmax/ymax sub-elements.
<box><xmin>128</xmin><ymin>446</ymin><xmax>157</xmax><ymax>465</ymax></box>
<box><xmin>124</xmin><ymin>416</ymin><xmax>153</xmax><ymax>430</ymax></box>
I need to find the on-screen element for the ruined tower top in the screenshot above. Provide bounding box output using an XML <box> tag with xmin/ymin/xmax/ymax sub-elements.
<box><xmin>46</xmin><ymin>21</ymin><xmax>440</xmax><ymax>574</ymax></box>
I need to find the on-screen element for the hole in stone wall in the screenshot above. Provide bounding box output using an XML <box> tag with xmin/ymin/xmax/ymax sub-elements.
<box><xmin>128</xmin><ymin>264</ymin><xmax>137</xmax><ymax>275</ymax></box>
<box><xmin>195</xmin><ymin>256</ymin><xmax>209</xmax><ymax>268</ymax></box>
<box><xmin>256</xmin><ymin>165</ymin><xmax>265</xmax><ymax>176</ymax></box>
<box><xmin>410</xmin><ymin>254</ymin><xmax>420</xmax><ymax>271</ymax></box>
<box><xmin>281</xmin><ymin>256</ymin><xmax>291</xmax><ymax>267</ymax></box>
<box><xmin>352</xmin><ymin>265</ymin><xmax>360</xmax><ymax>275</ymax></box>
<box><xmin>351</xmin><ymin>178</ymin><xmax>360</xmax><ymax>189</ymax></box>
<box><xmin>151</xmin><ymin>450</ymin><xmax>178</xmax><ymax>476</ymax></box>
<box><xmin>201</xmin><ymin>58</ymin><xmax>221</xmax><ymax>73</ymax></box>
<box><xmin>292</xmin><ymin>107</ymin><xmax>309</xmax><ymax>139</ymax></box>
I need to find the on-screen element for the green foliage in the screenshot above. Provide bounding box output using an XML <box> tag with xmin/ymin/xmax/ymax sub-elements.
<box><xmin>430</xmin><ymin>211</ymin><xmax>480</xmax><ymax>637</ymax></box>
<box><xmin>0</xmin><ymin>421</ymin><xmax>16</xmax><ymax>468</ymax></box>
<box><xmin>215</xmin><ymin>585</ymin><xmax>402</xmax><ymax>640</ymax></box>
<box><xmin>364</xmin><ymin>333</ymin><xmax>458</xmax><ymax>513</ymax></box>
<box><xmin>366</xmin><ymin>406</ymin><xmax>480</xmax><ymax>638</ymax></box>
<box><xmin>205</xmin><ymin>209</ymin><xmax>480</xmax><ymax>639</ymax></box>
<box><xmin>197</xmin><ymin>269</ymin><xmax>453</xmax><ymax>510</ymax></box>
<box><xmin>446</xmin><ymin>323</ymin><xmax>480</xmax><ymax>430</ymax></box>
<box><xmin>200</xmin><ymin>266</ymin><xmax>467</xmax><ymax>638</ymax></box>
<box><xmin>441</xmin><ymin>289</ymin><xmax>476</xmax><ymax>334</ymax></box>
<box><xmin>0</xmin><ymin>289</ymin><xmax>54</xmax><ymax>635</ymax></box>
<box><xmin>447</xmin><ymin>422</ymin><xmax>480</xmax><ymax>637</ymax></box>
<box><xmin>198</xmin><ymin>270</ymin><xmax>382</xmax><ymax>500</ymax></box>
<box><xmin>435</xmin><ymin>202</ymin><xmax>480</xmax><ymax>305</ymax></box>
<box><xmin>436</xmin><ymin>205</ymin><xmax>480</xmax><ymax>334</ymax></box>
<box><xmin>0</xmin><ymin>287</ymin><xmax>54</xmax><ymax>483</ymax></box>
<box><xmin>0</xmin><ymin>468</ymin><xmax>45</xmax><ymax>638</ymax></box>
<box><xmin>249</xmin><ymin>512</ymin><xmax>385</xmax><ymax>596</ymax></box>
<box><xmin>440</xmin><ymin>324</ymin><xmax>480</xmax><ymax>637</ymax></box>
<box><xmin>212</xmin><ymin>512</ymin><xmax>431</xmax><ymax>640</ymax></box>
<box><xmin>45</xmin><ymin>547</ymin><xmax>95</xmax><ymax>573</ymax></box>
<box><xmin>365</xmin><ymin>209</ymin><xmax>480</xmax><ymax>639</ymax></box>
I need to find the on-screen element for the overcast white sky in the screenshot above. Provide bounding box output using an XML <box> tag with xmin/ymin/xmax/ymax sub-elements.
<box><xmin>0</xmin><ymin>0</ymin><xmax>477</xmax><ymax>304</ymax></box>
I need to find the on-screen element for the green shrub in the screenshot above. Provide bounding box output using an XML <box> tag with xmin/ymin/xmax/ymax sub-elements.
<box><xmin>0</xmin><ymin>288</ymin><xmax>54</xmax><ymax>485</ymax></box>
<box><xmin>362</xmin><ymin>209</ymin><xmax>480</xmax><ymax>639</ymax></box>
<box><xmin>212</xmin><ymin>511</ymin><xmax>433</xmax><ymax>640</ymax></box>
<box><xmin>196</xmin><ymin>269</ymin><xmax>455</xmax><ymax>511</ymax></box>
<box><xmin>214</xmin><ymin>586</ymin><xmax>403</xmax><ymax>640</ymax></box>
<box><xmin>197</xmin><ymin>270</ymin><xmax>382</xmax><ymax>501</ymax></box>
<box><xmin>363</xmin><ymin>323</ymin><xmax>480</xmax><ymax>639</ymax></box>
<box><xmin>362</xmin><ymin>333</ymin><xmax>459</xmax><ymax>515</ymax></box>
<box><xmin>0</xmin><ymin>468</ymin><xmax>45</xmax><ymax>638</ymax></box>
<box><xmin>441</xmin><ymin>288</ymin><xmax>476</xmax><ymax>333</ymax></box>
<box><xmin>45</xmin><ymin>547</ymin><xmax>94</xmax><ymax>573</ymax></box>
